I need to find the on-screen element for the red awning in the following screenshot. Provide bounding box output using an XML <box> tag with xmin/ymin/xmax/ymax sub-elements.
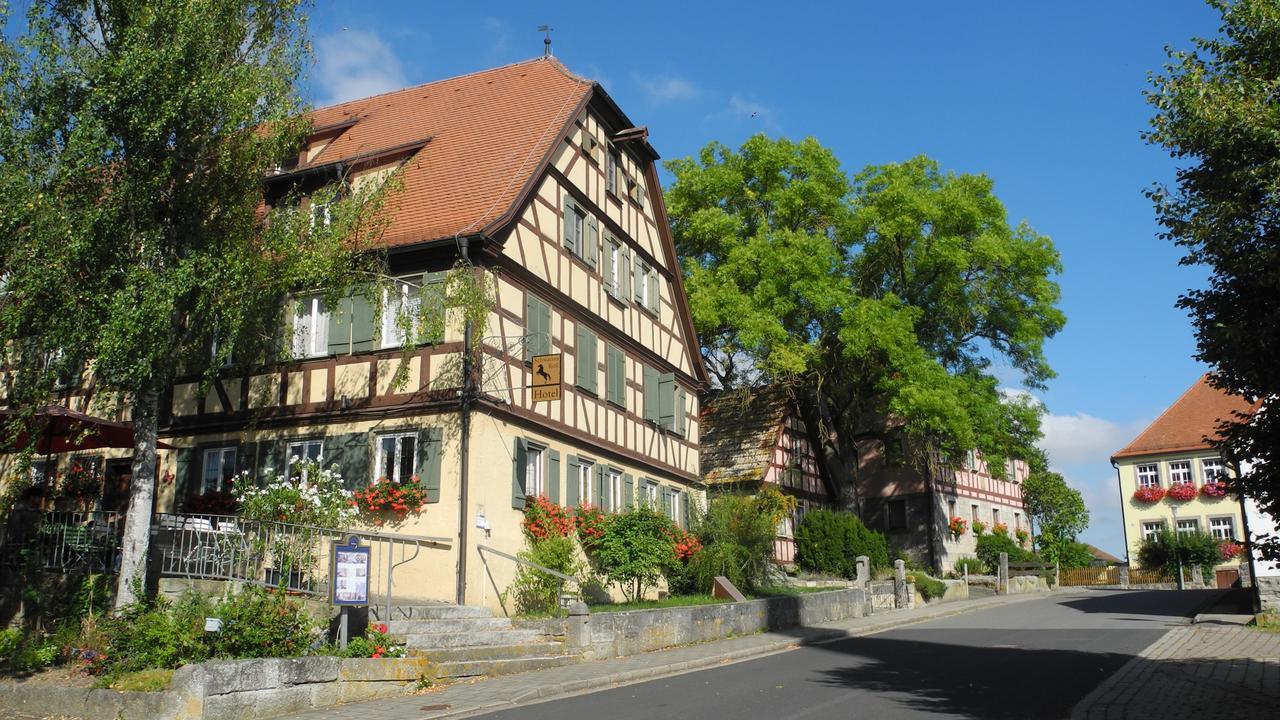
<box><xmin>0</xmin><ymin>405</ymin><xmax>173</xmax><ymax>453</ymax></box>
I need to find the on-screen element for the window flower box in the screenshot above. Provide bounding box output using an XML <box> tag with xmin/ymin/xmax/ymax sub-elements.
<box><xmin>1219</xmin><ymin>540</ymin><xmax>1243</xmax><ymax>561</ymax></box>
<box><xmin>992</xmin><ymin>522</ymin><xmax>1009</xmax><ymax>536</ymax></box>
<box><xmin>948</xmin><ymin>516</ymin><xmax>968</xmax><ymax>538</ymax></box>
<box><xmin>354</xmin><ymin>475</ymin><xmax>427</xmax><ymax>526</ymax></box>
<box><xmin>1200</xmin><ymin>481</ymin><xmax>1229</xmax><ymax>499</ymax></box>
<box><xmin>1132</xmin><ymin>486</ymin><xmax>1166</xmax><ymax>503</ymax></box>
<box><xmin>1167</xmin><ymin>483</ymin><xmax>1197</xmax><ymax>502</ymax></box>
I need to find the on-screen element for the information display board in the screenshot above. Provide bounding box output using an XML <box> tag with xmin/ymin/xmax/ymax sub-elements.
<box><xmin>331</xmin><ymin>536</ymin><xmax>370</xmax><ymax>606</ymax></box>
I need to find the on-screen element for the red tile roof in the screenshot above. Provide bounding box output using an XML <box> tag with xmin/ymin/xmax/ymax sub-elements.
<box><xmin>306</xmin><ymin>58</ymin><xmax>592</xmax><ymax>248</ymax></box>
<box><xmin>1112</xmin><ymin>374</ymin><xmax>1257</xmax><ymax>460</ymax></box>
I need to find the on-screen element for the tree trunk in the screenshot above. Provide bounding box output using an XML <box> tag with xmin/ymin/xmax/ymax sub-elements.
<box><xmin>796</xmin><ymin>388</ymin><xmax>860</xmax><ymax>511</ymax></box>
<box><xmin>114</xmin><ymin>385</ymin><xmax>159</xmax><ymax>611</ymax></box>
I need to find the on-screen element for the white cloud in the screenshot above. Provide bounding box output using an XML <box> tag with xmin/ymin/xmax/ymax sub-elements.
<box><xmin>634</xmin><ymin>73</ymin><xmax>700</xmax><ymax>104</ymax></box>
<box><xmin>705</xmin><ymin>94</ymin><xmax>780</xmax><ymax>131</ymax></box>
<box><xmin>314</xmin><ymin>30</ymin><xmax>408</xmax><ymax>105</ymax></box>
<box><xmin>1038</xmin><ymin>411</ymin><xmax>1149</xmax><ymax>466</ymax></box>
<box><xmin>481</xmin><ymin>17</ymin><xmax>510</xmax><ymax>60</ymax></box>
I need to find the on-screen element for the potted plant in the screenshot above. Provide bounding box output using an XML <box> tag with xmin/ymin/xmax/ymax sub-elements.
<box><xmin>353</xmin><ymin>475</ymin><xmax>428</xmax><ymax>527</ymax></box>
<box><xmin>992</xmin><ymin>522</ymin><xmax>1009</xmax><ymax>536</ymax></box>
<box><xmin>947</xmin><ymin>516</ymin><xmax>968</xmax><ymax>538</ymax></box>
<box><xmin>1219</xmin><ymin>540</ymin><xmax>1243</xmax><ymax>561</ymax></box>
<box><xmin>1132</xmin><ymin>486</ymin><xmax>1166</xmax><ymax>503</ymax></box>
<box><xmin>1167</xmin><ymin>483</ymin><xmax>1197</xmax><ymax>502</ymax></box>
<box><xmin>971</xmin><ymin>520</ymin><xmax>987</xmax><ymax>536</ymax></box>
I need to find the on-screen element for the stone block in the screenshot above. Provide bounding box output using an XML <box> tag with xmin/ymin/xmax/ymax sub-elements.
<box><xmin>339</xmin><ymin>657</ymin><xmax>435</xmax><ymax>682</ymax></box>
<box><xmin>1257</xmin><ymin>575</ymin><xmax>1280</xmax><ymax>611</ymax></box>
<box><xmin>200</xmin><ymin>658</ymin><xmax>282</xmax><ymax>695</ymax></box>
<box><xmin>202</xmin><ymin>686</ymin><xmax>314</xmax><ymax>720</ymax></box>
<box><xmin>712</xmin><ymin>575</ymin><xmax>747</xmax><ymax>602</ymax></box>
<box><xmin>280</xmin><ymin>656</ymin><xmax>339</xmax><ymax>685</ymax></box>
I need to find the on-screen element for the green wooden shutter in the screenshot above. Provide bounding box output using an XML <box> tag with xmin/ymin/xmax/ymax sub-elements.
<box><xmin>661</xmin><ymin>487</ymin><xmax>672</xmax><ymax>517</ymax></box>
<box><xmin>422</xmin><ymin>272</ymin><xmax>446</xmax><ymax>344</ymax></box>
<box><xmin>658</xmin><ymin>372</ymin><xmax>676</xmax><ymax>429</ymax></box>
<box><xmin>329</xmin><ymin>432</ymin><xmax>371</xmax><ymax>490</ymax></box>
<box><xmin>621</xmin><ymin>249</ymin><xmax>632</xmax><ymax>303</ymax></box>
<box><xmin>421</xmin><ymin>427</ymin><xmax>443</xmax><ymax>503</ymax></box>
<box><xmin>526</xmin><ymin>295</ymin><xmax>551</xmax><ymax>361</ymax></box>
<box><xmin>563</xmin><ymin>196</ymin><xmax>578</xmax><ymax>253</ymax></box>
<box><xmin>547</xmin><ymin>450</ymin><xmax>561</xmax><ymax>505</ymax></box>
<box><xmin>600</xmin><ymin>468</ymin><xmax>613</xmax><ymax>511</ymax></box>
<box><xmin>594</xmin><ymin>465</ymin><xmax>606</xmax><ymax>508</ymax></box>
<box><xmin>643</xmin><ymin>365</ymin><xmax>659</xmax><ymax>422</ymax></box>
<box><xmin>327</xmin><ymin>296</ymin><xmax>352</xmax><ymax>355</ymax></box>
<box><xmin>606</xmin><ymin>345</ymin><xmax>625</xmax><ymax>407</ymax></box>
<box><xmin>681</xmin><ymin>491</ymin><xmax>691</xmax><ymax>529</ymax></box>
<box><xmin>350</xmin><ymin>292</ymin><xmax>377</xmax><ymax>353</ymax></box>
<box><xmin>603</xmin><ymin>237</ymin><xmax>616</xmax><ymax>295</ymax></box>
<box><xmin>634</xmin><ymin>261</ymin><xmax>645</xmax><ymax>302</ymax></box>
<box><xmin>576</xmin><ymin>325</ymin><xmax>591</xmax><ymax>391</ymax></box>
<box><xmin>565</xmin><ymin>455</ymin><xmax>579</xmax><ymax>506</ymax></box>
<box><xmin>675</xmin><ymin>387</ymin><xmax>687</xmax><ymax>436</ymax></box>
<box><xmin>647</xmin><ymin>271</ymin><xmax>659</xmax><ymax>314</ymax></box>
<box><xmin>237</xmin><ymin>442</ymin><xmax>258</xmax><ymax>479</ymax></box>
<box><xmin>174</xmin><ymin>448</ymin><xmax>196</xmax><ymax>506</ymax></box>
<box><xmin>511</xmin><ymin>438</ymin><xmax>528</xmax><ymax>509</ymax></box>
<box><xmin>623</xmin><ymin>473</ymin><xmax>634</xmax><ymax>508</ymax></box>
<box><xmin>585</xmin><ymin>218</ymin><xmax>599</xmax><ymax>270</ymax></box>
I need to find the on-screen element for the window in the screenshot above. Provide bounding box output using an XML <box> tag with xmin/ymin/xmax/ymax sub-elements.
<box><xmin>200</xmin><ymin>447</ymin><xmax>237</xmax><ymax>495</ymax></box>
<box><xmin>778</xmin><ymin>513</ymin><xmax>794</xmax><ymax>538</ymax></box>
<box><xmin>634</xmin><ymin>260</ymin><xmax>658</xmax><ymax>314</ymax></box>
<box><xmin>1014</xmin><ymin>512</ymin><xmax>1022</xmax><ymax>531</ymax></box>
<box><xmin>525</xmin><ymin>294</ymin><xmax>551</xmax><ymax>360</ymax></box>
<box><xmin>291</xmin><ymin>295</ymin><xmax>329</xmax><ymax>358</ymax></box>
<box><xmin>577</xmin><ymin>458</ymin><xmax>595</xmax><ymax>506</ymax></box>
<box><xmin>971</xmin><ymin>504</ymin><xmax>980</xmax><ymax>524</ymax></box>
<box><xmin>381</xmin><ymin>280</ymin><xmax>420</xmax><ymax>348</ymax></box>
<box><xmin>1169</xmin><ymin>460</ymin><xmax>1193</xmax><ymax>485</ymax></box>
<box><xmin>375</xmin><ymin>432</ymin><xmax>417</xmax><ymax>483</ymax></box>
<box><xmin>575</xmin><ymin>325</ymin><xmax>598</xmax><ymax>394</ymax></box>
<box><xmin>886</xmin><ymin>499</ymin><xmax>908</xmax><ymax>531</ymax></box>
<box><xmin>1202</xmin><ymin>458</ymin><xmax>1226</xmax><ymax>482</ymax></box>
<box><xmin>1136</xmin><ymin>464</ymin><xmax>1160</xmax><ymax>488</ymax></box>
<box><xmin>642</xmin><ymin>366</ymin><xmax>685</xmax><ymax>434</ymax></box>
<box><xmin>640</xmin><ymin>479</ymin><xmax>659</xmax><ymax>507</ymax></box>
<box><xmin>562</xmin><ymin>197</ymin><xmax>597</xmax><ymax>269</ymax></box>
<box><xmin>1176</xmin><ymin>519</ymin><xmax>1199</xmax><ymax>536</ymax></box>
<box><xmin>1141</xmin><ymin>521</ymin><xmax>1165</xmax><ymax>542</ymax></box>
<box><xmin>947</xmin><ymin>499</ymin><xmax>957</xmax><ymax>519</ymax></box>
<box><xmin>524</xmin><ymin>444</ymin><xmax>545</xmax><ymax>499</ymax></box>
<box><xmin>309</xmin><ymin>201</ymin><xmax>331</xmax><ymax>229</ymax></box>
<box><xmin>286</xmin><ymin>439</ymin><xmax>323</xmax><ymax>477</ymax></box>
<box><xmin>992</xmin><ymin>508</ymin><xmax>1001</xmax><ymax>526</ymax></box>
<box><xmin>1210</xmin><ymin>516</ymin><xmax>1235</xmax><ymax>540</ymax></box>
<box><xmin>606</xmin><ymin>468</ymin><xmax>623</xmax><ymax>512</ymax></box>
<box><xmin>581</xmin><ymin>130</ymin><xmax>603</xmax><ymax>163</ymax></box>
<box><xmin>606</xmin><ymin>344</ymin><xmax>626</xmax><ymax>408</ymax></box>
<box><xmin>606</xmin><ymin>148</ymin><xmax>620</xmax><ymax>195</ymax></box>
<box><xmin>604</xmin><ymin>237</ymin><xmax>626</xmax><ymax>298</ymax></box>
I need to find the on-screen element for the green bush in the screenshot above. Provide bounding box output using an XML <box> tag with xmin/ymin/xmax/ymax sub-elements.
<box><xmin>953</xmin><ymin>557</ymin><xmax>985</xmax><ymax>576</ymax></box>
<box><xmin>213</xmin><ymin>586</ymin><xmax>316</xmax><ymax>659</ymax></box>
<box><xmin>1138</xmin><ymin>530</ymin><xmax>1221</xmax><ymax>583</ymax></box>
<box><xmin>593</xmin><ymin>506</ymin><xmax>677</xmax><ymax>602</ymax></box>
<box><xmin>99</xmin><ymin>592</ymin><xmax>213</xmax><ymax>676</ymax></box>
<box><xmin>0</xmin><ymin>628</ymin><xmax>21</xmax><ymax>662</ymax></box>
<box><xmin>794</xmin><ymin>509</ymin><xmax>890</xmax><ymax>578</ymax></box>
<box><xmin>506</xmin><ymin>535</ymin><xmax>583</xmax><ymax>615</ymax></box>
<box><xmin>908</xmin><ymin>573</ymin><xmax>948</xmax><ymax>601</ymax></box>
<box><xmin>975</xmin><ymin>533</ymin><xmax>1034</xmax><ymax>574</ymax></box>
<box><xmin>677</xmin><ymin>492</ymin><xmax>780</xmax><ymax>594</ymax></box>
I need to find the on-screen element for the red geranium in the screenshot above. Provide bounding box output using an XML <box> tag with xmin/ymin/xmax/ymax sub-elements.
<box><xmin>353</xmin><ymin>475</ymin><xmax>427</xmax><ymax>525</ymax></box>
<box><xmin>573</xmin><ymin>503</ymin><xmax>607</xmax><ymax>551</ymax></box>
<box><xmin>948</xmin><ymin>516</ymin><xmax>968</xmax><ymax>537</ymax></box>
<box><xmin>1133</xmin><ymin>486</ymin><xmax>1166</xmax><ymax>503</ymax></box>
<box><xmin>1167</xmin><ymin>483</ymin><xmax>1197</xmax><ymax>502</ymax></box>
<box><xmin>522</xmin><ymin>495</ymin><xmax>573</xmax><ymax>541</ymax></box>
<box><xmin>669</xmin><ymin>528</ymin><xmax>702</xmax><ymax>561</ymax></box>
<box><xmin>1219</xmin><ymin>540</ymin><xmax>1243</xmax><ymax>561</ymax></box>
<box><xmin>1200</xmin><ymin>481</ymin><xmax>1229</xmax><ymax>499</ymax></box>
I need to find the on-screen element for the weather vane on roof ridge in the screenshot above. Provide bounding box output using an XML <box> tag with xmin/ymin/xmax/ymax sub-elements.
<box><xmin>539</xmin><ymin>25</ymin><xmax>553</xmax><ymax>58</ymax></box>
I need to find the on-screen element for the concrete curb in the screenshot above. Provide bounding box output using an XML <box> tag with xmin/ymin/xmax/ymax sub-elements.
<box><xmin>423</xmin><ymin>591</ymin><xmax>1053</xmax><ymax>720</ymax></box>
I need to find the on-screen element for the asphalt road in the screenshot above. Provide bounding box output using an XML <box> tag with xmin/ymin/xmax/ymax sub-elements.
<box><xmin>477</xmin><ymin>589</ymin><xmax>1221</xmax><ymax>720</ymax></box>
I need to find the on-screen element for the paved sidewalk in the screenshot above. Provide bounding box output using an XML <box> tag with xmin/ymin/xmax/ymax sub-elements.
<box><xmin>1072</xmin><ymin>626</ymin><xmax>1280</xmax><ymax>720</ymax></box>
<box><xmin>279</xmin><ymin>592</ymin><xmax>1051</xmax><ymax>720</ymax></box>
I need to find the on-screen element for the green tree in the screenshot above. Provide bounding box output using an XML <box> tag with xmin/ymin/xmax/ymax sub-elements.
<box><xmin>1144</xmin><ymin>0</ymin><xmax>1279</xmax><ymax>558</ymax></box>
<box><xmin>1021</xmin><ymin>458</ymin><xmax>1090</xmax><ymax>564</ymax></box>
<box><xmin>0</xmin><ymin>1</ymin><xmax>392</xmax><ymax>609</ymax></box>
<box><xmin>1137</xmin><ymin>530</ymin><xmax>1222</xmax><ymax>583</ymax></box>
<box><xmin>593</xmin><ymin>506</ymin><xmax>677</xmax><ymax>602</ymax></box>
<box><xmin>666</xmin><ymin>137</ymin><xmax>1064</xmax><ymax>490</ymax></box>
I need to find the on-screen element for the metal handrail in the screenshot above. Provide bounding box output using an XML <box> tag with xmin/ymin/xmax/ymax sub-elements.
<box><xmin>477</xmin><ymin>543</ymin><xmax>578</xmax><ymax>616</ymax></box>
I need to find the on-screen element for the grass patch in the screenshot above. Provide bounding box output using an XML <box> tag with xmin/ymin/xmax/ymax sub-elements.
<box><xmin>98</xmin><ymin>669</ymin><xmax>174</xmax><ymax>692</ymax></box>
<box><xmin>588</xmin><ymin>594</ymin><xmax>731</xmax><ymax>613</ymax></box>
<box><xmin>757</xmin><ymin>585</ymin><xmax>833</xmax><ymax>597</ymax></box>
<box><xmin>1253</xmin><ymin>611</ymin><xmax>1280</xmax><ymax>633</ymax></box>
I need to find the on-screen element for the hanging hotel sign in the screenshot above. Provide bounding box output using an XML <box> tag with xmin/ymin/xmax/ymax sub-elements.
<box><xmin>530</xmin><ymin>353</ymin><xmax>562</xmax><ymax>402</ymax></box>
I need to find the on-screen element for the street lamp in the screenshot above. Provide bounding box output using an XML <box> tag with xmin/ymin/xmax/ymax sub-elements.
<box><xmin>1171</xmin><ymin>505</ymin><xmax>1185</xmax><ymax>590</ymax></box>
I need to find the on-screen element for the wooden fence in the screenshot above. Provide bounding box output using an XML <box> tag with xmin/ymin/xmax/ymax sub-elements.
<box><xmin>1060</xmin><ymin>566</ymin><xmax>1121</xmax><ymax>587</ymax></box>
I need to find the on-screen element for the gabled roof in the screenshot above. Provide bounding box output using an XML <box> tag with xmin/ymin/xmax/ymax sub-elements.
<box><xmin>1085</xmin><ymin>544</ymin><xmax>1123</xmax><ymax>565</ymax></box>
<box><xmin>700</xmin><ymin>386</ymin><xmax>793</xmax><ymax>485</ymax></box>
<box><xmin>306</xmin><ymin>58</ymin><xmax>593</xmax><ymax>248</ymax></box>
<box><xmin>1112</xmin><ymin>374</ymin><xmax>1257</xmax><ymax>460</ymax></box>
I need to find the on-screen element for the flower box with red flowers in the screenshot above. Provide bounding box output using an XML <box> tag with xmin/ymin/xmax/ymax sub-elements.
<box><xmin>1132</xmin><ymin>486</ymin><xmax>1166</xmax><ymax>503</ymax></box>
<box><xmin>992</xmin><ymin>522</ymin><xmax>1009</xmax><ymax>536</ymax></box>
<box><xmin>947</xmin><ymin>516</ymin><xmax>968</xmax><ymax>537</ymax></box>
<box><xmin>1219</xmin><ymin>540</ymin><xmax>1243</xmax><ymax>561</ymax></box>
<box><xmin>1200</xmin><ymin>481</ymin><xmax>1229</xmax><ymax>499</ymax></box>
<box><xmin>353</xmin><ymin>476</ymin><xmax>427</xmax><ymax>526</ymax></box>
<box><xmin>1167</xmin><ymin>483</ymin><xmax>1197</xmax><ymax>502</ymax></box>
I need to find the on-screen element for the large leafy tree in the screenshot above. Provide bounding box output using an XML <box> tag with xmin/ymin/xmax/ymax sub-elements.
<box><xmin>1020</xmin><ymin>458</ymin><xmax>1090</xmax><ymax>564</ymax></box>
<box><xmin>1145</xmin><ymin>0</ymin><xmax>1279</xmax><ymax>559</ymax></box>
<box><xmin>666</xmin><ymin>136</ymin><xmax>1064</xmax><ymax>493</ymax></box>
<box><xmin>0</xmin><ymin>0</ymin><xmax>387</xmax><ymax>608</ymax></box>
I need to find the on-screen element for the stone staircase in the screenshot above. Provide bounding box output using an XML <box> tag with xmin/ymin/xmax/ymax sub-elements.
<box><xmin>374</xmin><ymin>603</ymin><xmax>579</xmax><ymax>679</ymax></box>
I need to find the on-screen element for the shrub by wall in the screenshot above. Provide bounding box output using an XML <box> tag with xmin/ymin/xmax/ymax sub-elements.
<box><xmin>975</xmin><ymin>533</ymin><xmax>1034</xmax><ymax>574</ymax></box>
<box><xmin>794</xmin><ymin>510</ymin><xmax>890</xmax><ymax>577</ymax></box>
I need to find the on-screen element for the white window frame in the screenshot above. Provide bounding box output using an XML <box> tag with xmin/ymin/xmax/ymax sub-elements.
<box><xmin>375</xmin><ymin>432</ymin><xmax>417</xmax><ymax>484</ymax></box>
<box><xmin>606</xmin><ymin>148</ymin><xmax>619</xmax><ymax>195</ymax></box>
<box><xmin>641</xmin><ymin>480</ymin><xmax>659</xmax><ymax>507</ymax></box>
<box><xmin>1210</xmin><ymin>516</ymin><xmax>1235</xmax><ymax>540</ymax></box>
<box><xmin>777</xmin><ymin>513</ymin><xmax>794</xmax><ymax>538</ymax></box>
<box><xmin>1169</xmin><ymin>460</ymin><xmax>1193</xmax><ymax>486</ymax></box>
<box><xmin>381</xmin><ymin>280</ymin><xmax>421</xmax><ymax>349</ymax></box>
<box><xmin>292</xmin><ymin>295</ymin><xmax>330</xmax><ymax>358</ymax></box>
<box><xmin>524</xmin><ymin>444</ymin><xmax>545</xmax><ymax>499</ymax></box>
<box><xmin>1202</xmin><ymin>458</ymin><xmax>1226</xmax><ymax>482</ymax></box>
<box><xmin>568</xmin><ymin>206</ymin><xmax>585</xmax><ymax>257</ymax></box>
<box><xmin>1176</xmin><ymin>518</ymin><xmax>1199</xmax><ymax>536</ymax></box>
<box><xmin>286</xmin><ymin>439</ymin><xmax>324</xmax><ymax>479</ymax></box>
<box><xmin>668</xmin><ymin>491</ymin><xmax>681</xmax><ymax>526</ymax></box>
<box><xmin>607</xmin><ymin>468</ymin><xmax>623</xmax><ymax>512</ymax></box>
<box><xmin>607</xmin><ymin>240</ymin><xmax>622</xmax><ymax>296</ymax></box>
<box><xmin>1136</xmin><ymin>464</ymin><xmax>1160</xmax><ymax>488</ymax></box>
<box><xmin>578</xmin><ymin>458</ymin><xmax>595</xmax><ymax>506</ymax></box>
<box><xmin>200</xmin><ymin>447</ymin><xmax>237</xmax><ymax>496</ymax></box>
<box><xmin>1141</xmin><ymin>521</ymin><xmax>1165</xmax><ymax>542</ymax></box>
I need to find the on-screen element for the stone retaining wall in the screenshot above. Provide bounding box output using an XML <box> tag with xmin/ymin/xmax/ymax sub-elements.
<box><xmin>1257</xmin><ymin>575</ymin><xmax>1280</xmax><ymax>611</ymax></box>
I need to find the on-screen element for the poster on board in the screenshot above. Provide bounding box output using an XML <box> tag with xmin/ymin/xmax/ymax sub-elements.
<box><xmin>331</xmin><ymin>537</ymin><xmax>370</xmax><ymax>606</ymax></box>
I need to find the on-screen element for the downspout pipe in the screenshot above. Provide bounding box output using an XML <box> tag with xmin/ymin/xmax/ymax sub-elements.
<box><xmin>1111</xmin><ymin>459</ymin><xmax>1129</xmax><ymax>566</ymax></box>
<box><xmin>455</xmin><ymin>239</ymin><xmax>474</xmax><ymax>606</ymax></box>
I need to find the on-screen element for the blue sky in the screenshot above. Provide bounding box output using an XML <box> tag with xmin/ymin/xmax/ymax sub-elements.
<box><xmin>304</xmin><ymin>1</ymin><xmax>1224</xmax><ymax>557</ymax></box>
